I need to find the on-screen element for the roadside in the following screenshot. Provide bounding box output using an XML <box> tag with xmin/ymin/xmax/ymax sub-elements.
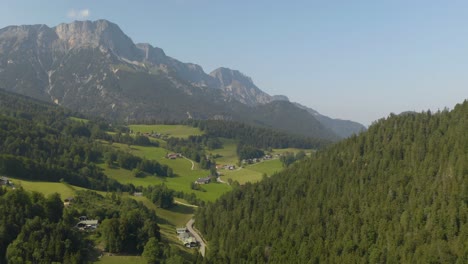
<box><xmin>186</xmin><ymin>218</ymin><xmax>207</xmax><ymax>257</ymax></box>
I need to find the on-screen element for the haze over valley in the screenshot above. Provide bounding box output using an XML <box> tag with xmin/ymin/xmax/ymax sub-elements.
<box><xmin>0</xmin><ymin>1</ymin><xmax>466</xmax><ymax>263</ymax></box>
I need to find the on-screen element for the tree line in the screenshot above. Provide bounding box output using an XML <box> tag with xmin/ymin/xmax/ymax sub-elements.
<box><xmin>196</xmin><ymin>101</ymin><xmax>468</xmax><ymax>263</ymax></box>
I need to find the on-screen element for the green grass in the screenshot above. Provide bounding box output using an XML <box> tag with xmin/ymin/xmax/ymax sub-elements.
<box><xmin>220</xmin><ymin>159</ymin><xmax>284</xmax><ymax>184</ymax></box>
<box><xmin>10</xmin><ymin>178</ymin><xmax>77</xmax><ymax>198</ymax></box>
<box><xmin>98</xmin><ymin>165</ymin><xmax>164</xmax><ymax>187</ymax></box>
<box><xmin>103</xmin><ymin>142</ymin><xmax>231</xmax><ymax>202</ymax></box>
<box><xmin>69</xmin><ymin>116</ymin><xmax>89</xmax><ymax>123</ymax></box>
<box><xmin>220</xmin><ymin>168</ymin><xmax>263</xmax><ymax>184</ymax></box>
<box><xmin>8</xmin><ymin>177</ymin><xmax>108</xmax><ymax>198</ymax></box>
<box><xmin>130</xmin><ymin>196</ymin><xmax>198</xmax><ymax>257</ymax></box>
<box><xmin>247</xmin><ymin>159</ymin><xmax>283</xmax><ymax>176</ymax></box>
<box><xmin>209</xmin><ymin>138</ymin><xmax>239</xmax><ymax>165</ymax></box>
<box><xmin>96</xmin><ymin>255</ymin><xmax>145</xmax><ymax>264</ymax></box>
<box><xmin>129</xmin><ymin>124</ymin><xmax>203</xmax><ymax>139</ymax></box>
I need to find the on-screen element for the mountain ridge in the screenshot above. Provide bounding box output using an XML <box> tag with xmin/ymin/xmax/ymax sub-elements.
<box><xmin>0</xmin><ymin>19</ymin><xmax>363</xmax><ymax>139</ymax></box>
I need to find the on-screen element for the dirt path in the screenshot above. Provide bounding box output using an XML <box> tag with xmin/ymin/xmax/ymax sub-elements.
<box><xmin>183</xmin><ymin>156</ymin><xmax>195</xmax><ymax>170</ymax></box>
<box><xmin>174</xmin><ymin>200</ymin><xmax>198</xmax><ymax>208</ymax></box>
<box><xmin>186</xmin><ymin>218</ymin><xmax>206</xmax><ymax>257</ymax></box>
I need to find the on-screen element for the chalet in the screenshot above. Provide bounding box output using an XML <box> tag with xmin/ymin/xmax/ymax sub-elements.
<box><xmin>178</xmin><ymin>232</ymin><xmax>198</xmax><ymax>248</ymax></box>
<box><xmin>195</xmin><ymin>177</ymin><xmax>211</xmax><ymax>184</ymax></box>
<box><xmin>176</xmin><ymin>227</ymin><xmax>187</xmax><ymax>234</ymax></box>
<box><xmin>166</xmin><ymin>153</ymin><xmax>182</xmax><ymax>159</ymax></box>
<box><xmin>63</xmin><ymin>197</ymin><xmax>74</xmax><ymax>207</ymax></box>
<box><xmin>0</xmin><ymin>176</ymin><xmax>10</xmax><ymax>186</ymax></box>
<box><xmin>76</xmin><ymin>220</ymin><xmax>98</xmax><ymax>230</ymax></box>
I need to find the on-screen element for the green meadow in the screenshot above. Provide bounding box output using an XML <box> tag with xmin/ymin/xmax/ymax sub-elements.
<box><xmin>102</xmin><ymin>142</ymin><xmax>231</xmax><ymax>201</ymax></box>
<box><xmin>129</xmin><ymin>124</ymin><xmax>203</xmax><ymax>138</ymax></box>
<box><xmin>10</xmin><ymin>178</ymin><xmax>77</xmax><ymax>198</ymax></box>
<box><xmin>96</xmin><ymin>255</ymin><xmax>145</xmax><ymax>264</ymax></box>
<box><xmin>208</xmin><ymin>138</ymin><xmax>238</xmax><ymax>165</ymax></box>
<box><xmin>69</xmin><ymin>116</ymin><xmax>89</xmax><ymax>123</ymax></box>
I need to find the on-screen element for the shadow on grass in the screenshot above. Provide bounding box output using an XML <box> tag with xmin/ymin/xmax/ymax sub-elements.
<box><xmin>171</xmin><ymin>204</ymin><xmax>195</xmax><ymax>215</ymax></box>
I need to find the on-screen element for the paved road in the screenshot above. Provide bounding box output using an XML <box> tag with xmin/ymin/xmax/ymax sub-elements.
<box><xmin>186</xmin><ymin>218</ymin><xmax>206</xmax><ymax>257</ymax></box>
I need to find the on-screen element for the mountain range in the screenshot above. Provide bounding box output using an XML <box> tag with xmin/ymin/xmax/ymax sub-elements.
<box><xmin>0</xmin><ymin>19</ymin><xmax>365</xmax><ymax>140</ymax></box>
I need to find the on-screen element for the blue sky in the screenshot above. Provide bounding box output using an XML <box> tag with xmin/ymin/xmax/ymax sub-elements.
<box><xmin>1</xmin><ymin>0</ymin><xmax>467</xmax><ymax>125</ymax></box>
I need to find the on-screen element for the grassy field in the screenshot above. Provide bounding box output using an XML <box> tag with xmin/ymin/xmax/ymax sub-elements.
<box><xmin>69</xmin><ymin>116</ymin><xmax>89</xmax><ymax>123</ymax></box>
<box><xmin>98</xmin><ymin>165</ymin><xmax>164</xmax><ymax>187</ymax></box>
<box><xmin>129</xmin><ymin>124</ymin><xmax>203</xmax><ymax>139</ymax></box>
<box><xmin>11</xmin><ymin>179</ymin><xmax>77</xmax><ymax>198</ymax></box>
<box><xmin>103</xmin><ymin>142</ymin><xmax>231</xmax><ymax>202</ymax></box>
<box><xmin>247</xmin><ymin>159</ymin><xmax>283</xmax><ymax>175</ymax></box>
<box><xmin>209</xmin><ymin>138</ymin><xmax>239</xmax><ymax>165</ymax></box>
<box><xmin>96</xmin><ymin>255</ymin><xmax>145</xmax><ymax>264</ymax></box>
<box><xmin>219</xmin><ymin>159</ymin><xmax>284</xmax><ymax>184</ymax></box>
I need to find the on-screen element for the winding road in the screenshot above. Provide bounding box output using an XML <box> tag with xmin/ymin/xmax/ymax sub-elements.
<box><xmin>186</xmin><ymin>218</ymin><xmax>206</xmax><ymax>257</ymax></box>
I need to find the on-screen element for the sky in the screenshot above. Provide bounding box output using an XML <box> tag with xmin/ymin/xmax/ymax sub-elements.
<box><xmin>1</xmin><ymin>0</ymin><xmax>467</xmax><ymax>126</ymax></box>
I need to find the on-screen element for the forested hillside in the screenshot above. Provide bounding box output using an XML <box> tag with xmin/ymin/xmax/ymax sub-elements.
<box><xmin>196</xmin><ymin>101</ymin><xmax>468</xmax><ymax>263</ymax></box>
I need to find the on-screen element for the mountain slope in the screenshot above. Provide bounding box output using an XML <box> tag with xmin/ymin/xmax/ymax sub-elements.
<box><xmin>196</xmin><ymin>100</ymin><xmax>468</xmax><ymax>263</ymax></box>
<box><xmin>294</xmin><ymin>102</ymin><xmax>366</xmax><ymax>138</ymax></box>
<box><xmin>210</xmin><ymin>67</ymin><xmax>271</xmax><ymax>106</ymax></box>
<box><xmin>0</xmin><ymin>19</ymin><xmax>343</xmax><ymax>140</ymax></box>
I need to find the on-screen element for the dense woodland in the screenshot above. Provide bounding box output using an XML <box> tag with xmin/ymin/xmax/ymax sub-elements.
<box><xmin>0</xmin><ymin>188</ymin><xmax>89</xmax><ymax>263</ymax></box>
<box><xmin>0</xmin><ymin>89</ymin><xmax>175</xmax><ymax>191</ymax></box>
<box><xmin>196</xmin><ymin>101</ymin><xmax>468</xmax><ymax>263</ymax></box>
<box><xmin>0</xmin><ymin>187</ymin><xmax>193</xmax><ymax>263</ymax></box>
<box><xmin>186</xmin><ymin>120</ymin><xmax>330</xmax><ymax>149</ymax></box>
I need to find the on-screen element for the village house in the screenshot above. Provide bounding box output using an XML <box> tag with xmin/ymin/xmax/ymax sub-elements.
<box><xmin>63</xmin><ymin>197</ymin><xmax>74</xmax><ymax>207</ymax></box>
<box><xmin>76</xmin><ymin>219</ymin><xmax>99</xmax><ymax>230</ymax></box>
<box><xmin>178</xmin><ymin>232</ymin><xmax>198</xmax><ymax>248</ymax></box>
<box><xmin>166</xmin><ymin>153</ymin><xmax>182</xmax><ymax>159</ymax></box>
<box><xmin>0</xmin><ymin>176</ymin><xmax>10</xmax><ymax>186</ymax></box>
<box><xmin>195</xmin><ymin>177</ymin><xmax>211</xmax><ymax>184</ymax></box>
<box><xmin>176</xmin><ymin>227</ymin><xmax>188</xmax><ymax>234</ymax></box>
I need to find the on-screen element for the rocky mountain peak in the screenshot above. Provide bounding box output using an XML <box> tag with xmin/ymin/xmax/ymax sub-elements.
<box><xmin>209</xmin><ymin>67</ymin><xmax>272</xmax><ymax>106</ymax></box>
<box><xmin>210</xmin><ymin>67</ymin><xmax>253</xmax><ymax>87</ymax></box>
<box><xmin>136</xmin><ymin>43</ymin><xmax>166</xmax><ymax>62</ymax></box>
<box><xmin>272</xmin><ymin>95</ymin><xmax>290</xmax><ymax>102</ymax></box>
<box><xmin>55</xmin><ymin>19</ymin><xmax>139</xmax><ymax>59</ymax></box>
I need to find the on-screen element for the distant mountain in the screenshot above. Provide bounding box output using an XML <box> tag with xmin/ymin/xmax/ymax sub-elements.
<box><xmin>210</xmin><ymin>67</ymin><xmax>272</xmax><ymax>106</ymax></box>
<box><xmin>293</xmin><ymin>102</ymin><xmax>366</xmax><ymax>138</ymax></box>
<box><xmin>0</xmin><ymin>19</ymin><xmax>361</xmax><ymax>139</ymax></box>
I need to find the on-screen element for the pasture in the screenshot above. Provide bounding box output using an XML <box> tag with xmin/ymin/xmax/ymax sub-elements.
<box><xmin>129</xmin><ymin>124</ymin><xmax>203</xmax><ymax>138</ymax></box>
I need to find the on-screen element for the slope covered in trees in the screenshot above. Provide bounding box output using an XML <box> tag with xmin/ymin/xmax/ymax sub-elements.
<box><xmin>196</xmin><ymin>101</ymin><xmax>468</xmax><ymax>263</ymax></box>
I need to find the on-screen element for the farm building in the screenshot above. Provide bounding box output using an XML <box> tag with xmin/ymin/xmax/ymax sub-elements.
<box><xmin>195</xmin><ymin>177</ymin><xmax>211</xmax><ymax>184</ymax></box>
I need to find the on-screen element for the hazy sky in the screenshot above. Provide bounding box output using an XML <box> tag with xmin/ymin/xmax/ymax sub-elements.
<box><xmin>1</xmin><ymin>0</ymin><xmax>467</xmax><ymax>125</ymax></box>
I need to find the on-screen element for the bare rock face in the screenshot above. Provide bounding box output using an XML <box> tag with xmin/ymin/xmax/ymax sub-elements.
<box><xmin>0</xmin><ymin>19</ymin><xmax>365</xmax><ymax>139</ymax></box>
<box><xmin>210</xmin><ymin>67</ymin><xmax>272</xmax><ymax>106</ymax></box>
<box><xmin>55</xmin><ymin>20</ymin><xmax>140</xmax><ymax>60</ymax></box>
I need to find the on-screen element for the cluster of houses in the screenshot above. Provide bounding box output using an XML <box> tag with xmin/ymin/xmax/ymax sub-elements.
<box><xmin>216</xmin><ymin>164</ymin><xmax>236</xmax><ymax>170</ymax></box>
<box><xmin>176</xmin><ymin>227</ymin><xmax>199</xmax><ymax>248</ymax></box>
<box><xmin>166</xmin><ymin>153</ymin><xmax>183</xmax><ymax>159</ymax></box>
<box><xmin>241</xmin><ymin>154</ymin><xmax>276</xmax><ymax>165</ymax></box>
<box><xmin>135</xmin><ymin>131</ymin><xmax>169</xmax><ymax>140</ymax></box>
